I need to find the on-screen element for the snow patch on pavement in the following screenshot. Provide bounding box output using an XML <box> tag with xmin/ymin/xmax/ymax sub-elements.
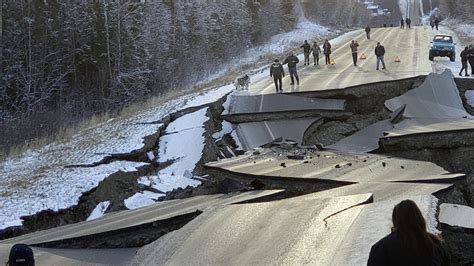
<box><xmin>87</xmin><ymin>201</ymin><xmax>111</xmax><ymax>221</ymax></box>
<box><xmin>124</xmin><ymin>191</ymin><xmax>162</xmax><ymax>210</ymax></box>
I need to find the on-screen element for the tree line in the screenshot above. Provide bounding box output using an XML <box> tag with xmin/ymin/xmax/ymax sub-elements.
<box><xmin>0</xmin><ymin>0</ymin><xmax>370</xmax><ymax>152</ymax></box>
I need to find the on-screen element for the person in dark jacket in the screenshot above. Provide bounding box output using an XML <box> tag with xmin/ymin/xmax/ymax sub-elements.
<box><xmin>311</xmin><ymin>41</ymin><xmax>321</xmax><ymax>66</ymax></box>
<box><xmin>406</xmin><ymin>17</ymin><xmax>411</xmax><ymax>29</ymax></box>
<box><xmin>350</xmin><ymin>40</ymin><xmax>359</xmax><ymax>66</ymax></box>
<box><xmin>323</xmin><ymin>40</ymin><xmax>332</xmax><ymax>65</ymax></box>
<box><xmin>283</xmin><ymin>53</ymin><xmax>300</xmax><ymax>86</ymax></box>
<box><xmin>434</xmin><ymin>17</ymin><xmax>440</xmax><ymax>30</ymax></box>
<box><xmin>270</xmin><ymin>59</ymin><xmax>285</xmax><ymax>93</ymax></box>
<box><xmin>375</xmin><ymin>42</ymin><xmax>386</xmax><ymax>70</ymax></box>
<box><xmin>301</xmin><ymin>40</ymin><xmax>311</xmax><ymax>66</ymax></box>
<box><xmin>460</xmin><ymin>46</ymin><xmax>470</xmax><ymax>77</ymax></box>
<box><xmin>467</xmin><ymin>45</ymin><xmax>474</xmax><ymax>75</ymax></box>
<box><xmin>368</xmin><ymin>200</ymin><xmax>450</xmax><ymax>266</ymax></box>
<box><xmin>400</xmin><ymin>18</ymin><xmax>405</xmax><ymax>29</ymax></box>
<box><xmin>365</xmin><ymin>25</ymin><xmax>371</xmax><ymax>40</ymax></box>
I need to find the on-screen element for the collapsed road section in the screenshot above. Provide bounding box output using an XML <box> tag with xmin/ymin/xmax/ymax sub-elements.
<box><xmin>2</xmin><ymin>71</ymin><xmax>474</xmax><ymax>264</ymax></box>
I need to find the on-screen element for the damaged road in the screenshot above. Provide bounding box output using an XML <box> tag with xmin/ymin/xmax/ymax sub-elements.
<box><xmin>2</xmin><ymin>64</ymin><xmax>474</xmax><ymax>265</ymax></box>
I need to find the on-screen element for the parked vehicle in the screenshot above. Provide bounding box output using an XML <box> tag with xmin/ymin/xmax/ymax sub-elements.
<box><xmin>429</xmin><ymin>34</ymin><xmax>456</xmax><ymax>62</ymax></box>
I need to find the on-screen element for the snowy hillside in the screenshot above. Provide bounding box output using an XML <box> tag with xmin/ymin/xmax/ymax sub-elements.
<box><xmin>0</xmin><ymin>18</ymin><xmax>340</xmax><ymax>232</ymax></box>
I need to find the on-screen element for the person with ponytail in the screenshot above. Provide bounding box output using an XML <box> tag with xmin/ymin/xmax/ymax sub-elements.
<box><xmin>367</xmin><ymin>200</ymin><xmax>451</xmax><ymax>265</ymax></box>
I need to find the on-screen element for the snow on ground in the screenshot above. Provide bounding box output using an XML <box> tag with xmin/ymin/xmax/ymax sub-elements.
<box><xmin>206</xmin><ymin>19</ymin><xmax>339</xmax><ymax>82</ymax></box>
<box><xmin>153</xmin><ymin>108</ymin><xmax>208</xmax><ymax>191</ymax></box>
<box><xmin>0</xmin><ymin>161</ymin><xmax>146</xmax><ymax>229</ymax></box>
<box><xmin>182</xmin><ymin>85</ymin><xmax>234</xmax><ymax>110</ymax></box>
<box><xmin>212</xmin><ymin>121</ymin><xmax>234</xmax><ymax>142</ymax></box>
<box><xmin>131</xmin><ymin>108</ymin><xmax>209</xmax><ymax>200</ymax></box>
<box><xmin>0</xmin><ymin>19</ymin><xmax>347</xmax><ymax>229</ymax></box>
<box><xmin>0</xmin><ymin>85</ymin><xmax>234</xmax><ymax>230</ymax></box>
<box><xmin>444</xmin><ymin>19</ymin><xmax>474</xmax><ymax>42</ymax></box>
<box><xmin>124</xmin><ymin>191</ymin><xmax>162</xmax><ymax>210</ymax></box>
<box><xmin>86</xmin><ymin>201</ymin><xmax>111</xmax><ymax>221</ymax></box>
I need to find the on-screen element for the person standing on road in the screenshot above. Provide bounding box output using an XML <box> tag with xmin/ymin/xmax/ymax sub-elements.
<box><xmin>460</xmin><ymin>47</ymin><xmax>470</xmax><ymax>77</ymax></box>
<box><xmin>350</xmin><ymin>40</ymin><xmax>360</xmax><ymax>66</ymax></box>
<box><xmin>430</xmin><ymin>19</ymin><xmax>435</xmax><ymax>30</ymax></box>
<box><xmin>434</xmin><ymin>17</ymin><xmax>440</xmax><ymax>30</ymax></box>
<box><xmin>368</xmin><ymin>200</ymin><xmax>451</xmax><ymax>266</ymax></box>
<box><xmin>270</xmin><ymin>59</ymin><xmax>285</xmax><ymax>93</ymax></box>
<box><xmin>365</xmin><ymin>25</ymin><xmax>371</xmax><ymax>40</ymax></box>
<box><xmin>405</xmin><ymin>18</ymin><xmax>411</xmax><ymax>29</ymax></box>
<box><xmin>283</xmin><ymin>53</ymin><xmax>300</xmax><ymax>86</ymax></box>
<box><xmin>468</xmin><ymin>45</ymin><xmax>474</xmax><ymax>75</ymax></box>
<box><xmin>400</xmin><ymin>18</ymin><xmax>405</xmax><ymax>29</ymax></box>
<box><xmin>301</xmin><ymin>40</ymin><xmax>311</xmax><ymax>66</ymax></box>
<box><xmin>375</xmin><ymin>42</ymin><xmax>386</xmax><ymax>70</ymax></box>
<box><xmin>311</xmin><ymin>41</ymin><xmax>321</xmax><ymax>66</ymax></box>
<box><xmin>323</xmin><ymin>39</ymin><xmax>332</xmax><ymax>65</ymax></box>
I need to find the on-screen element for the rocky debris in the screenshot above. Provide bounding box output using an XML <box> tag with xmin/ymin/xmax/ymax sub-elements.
<box><xmin>441</xmin><ymin>225</ymin><xmax>474</xmax><ymax>265</ymax></box>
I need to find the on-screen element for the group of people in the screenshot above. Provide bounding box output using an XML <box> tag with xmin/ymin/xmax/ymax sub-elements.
<box><xmin>270</xmin><ymin>37</ymin><xmax>388</xmax><ymax>93</ymax></box>
<box><xmin>270</xmin><ymin>39</ymin><xmax>333</xmax><ymax>93</ymax></box>
<box><xmin>300</xmin><ymin>39</ymin><xmax>332</xmax><ymax>66</ymax></box>
<box><xmin>400</xmin><ymin>17</ymin><xmax>412</xmax><ymax>29</ymax></box>
<box><xmin>460</xmin><ymin>45</ymin><xmax>474</xmax><ymax>77</ymax></box>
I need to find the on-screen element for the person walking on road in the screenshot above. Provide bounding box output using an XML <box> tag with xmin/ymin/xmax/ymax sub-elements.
<box><xmin>323</xmin><ymin>39</ymin><xmax>332</xmax><ymax>65</ymax></box>
<box><xmin>283</xmin><ymin>53</ymin><xmax>300</xmax><ymax>86</ymax></box>
<box><xmin>311</xmin><ymin>41</ymin><xmax>321</xmax><ymax>66</ymax></box>
<box><xmin>365</xmin><ymin>25</ymin><xmax>371</xmax><ymax>40</ymax></box>
<box><xmin>350</xmin><ymin>40</ymin><xmax>360</xmax><ymax>66</ymax></box>
<box><xmin>430</xmin><ymin>19</ymin><xmax>435</xmax><ymax>30</ymax></box>
<box><xmin>301</xmin><ymin>40</ymin><xmax>311</xmax><ymax>66</ymax></box>
<box><xmin>460</xmin><ymin>47</ymin><xmax>470</xmax><ymax>77</ymax></box>
<box><xmin>375</xmin><ymin>42</ymin><xmax>386</xmax><ymax>70</ymax></box>
<box><xmin>270</xmin><ymin>59</ymin><xmax>285</xmax><ymax>93</ymax></box>
<box><xmin>406</xmin><ymin>18</ymin><xmax>411</xmax><ymax>29</ymax></box>
<box><xmin>434</xmin><ymin>17</ymin><xmax>440</xmax><ymax>30</ymax></box>
<box><xmin>468</xmin><ymin>45</ymin><xmax>474</xmax><ymax>75</ymax></box>
<box><xmin>368</xmin><ymin>200</ymin><xmax>451</xmax><ymax>266</ymax></box>
<box><xmin>400</xmin><ymin>18</ymin><xmax>405</xmax><ymax>29</ymax></box>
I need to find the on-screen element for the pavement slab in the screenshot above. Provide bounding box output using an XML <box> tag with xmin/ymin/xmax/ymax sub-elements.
<box><xmin>206</xmin><ymin>150</ymin><xmax>464</xmax><ymax>184</ymax></box>
<box><xmin>384</xmin><ymin>117</ymin><xmax>474</xmax><ymax>137</ymax></box>
<box><xmin>385</xmin><ymin>69</ymin><xmax>471</xmax><ymax>119</ymax></box>
<box><xmin>133</xmin><ymin>194</ymin><xmax>439</xmax><ymax>266</ymax></box>
<box><xmin>235</xmin><ymin>118</ymin><xmax>321</xmax><ymax>150</ymax></box>
<box><xmin>0</xmin><ymin>190</ymin><xmax>283</xmax><ymax>246</ymax></box>
<box><xmin>223</xmin><ymin>94</ymin><xmax>345</xmax><ymax>115</ymax></box>
<box><xmin>133</xmin><ymin>193</ymin><xmax>373</xmax><ymax>265</ymax></box>
<box><xmin>439</xmin><ymin>203</ymin><xmax>474</xmax><ymax>230</ymax></box>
